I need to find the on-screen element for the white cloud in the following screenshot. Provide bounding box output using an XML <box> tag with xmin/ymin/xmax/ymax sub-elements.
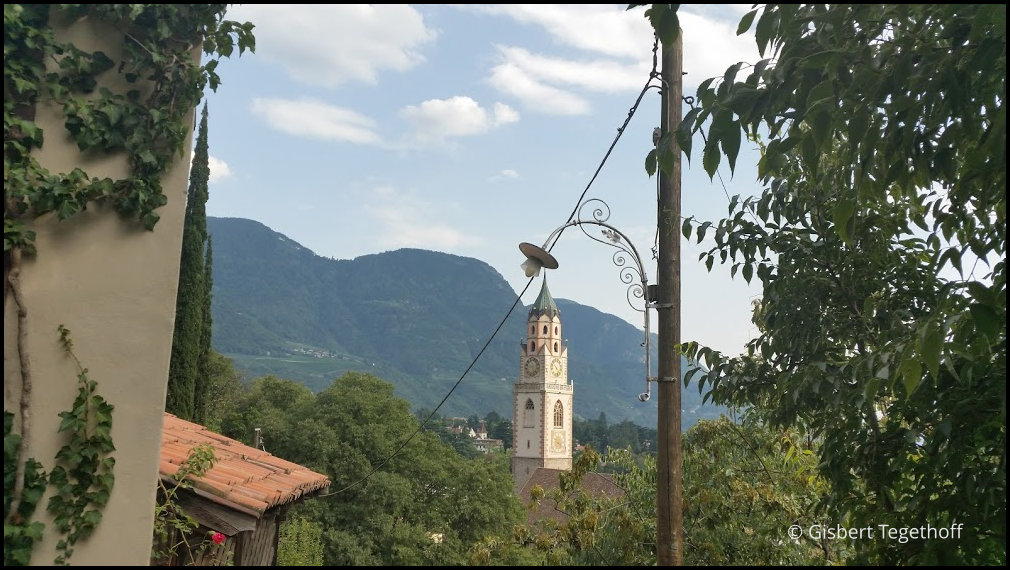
<box><xmin>500</xmin><ymin>45</ymin><xmax>647</xmax><ymax>92</ymax></box>
<box><xmin>207</xmin><ymin>155</ymin><xmax>232</xmax><ymax>182</ymax></box>
<box><xmin>399</xmin><ymin>96</ymin><xmax>519</xmax><ymax>144</ymax></box>
<box><xmin>471</xmin><ymin>4</ymin><xmax>760</xmax><ymax>111</ymax></box>
<box><xmin>465</xmin><ymin>4</ymin><xmax>653</xmax><ymax>59</ymax></box>
<box><xmin>227</xmin><ymin>4</ymin><xmax>437</xmax><ymax>88</ymax></box>
<box><xmin>488</xmin><ymin>168</ymin><xmax>520</xmax><ymax>183</ymax></box>
<box><xmin>489</xmin><ymin>61</ymin><xmax>591</xmax><ymax>115</ymax></box>
<box><xmin>366</xmin><ymin>184</ymin><xmax>482</xmax><ymax>250</ymax></box>
<box><xmin>250</xmin><ymin>98</ymin><xmax>382</xmax><ymax>145</ymax></box>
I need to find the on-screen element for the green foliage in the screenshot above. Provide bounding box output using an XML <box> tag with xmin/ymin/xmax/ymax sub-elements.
<box><xmin>3</xmin><ymin>412</ymin><xmax>48</xmax><ymax>566</ymax></box>
<box><xmin>220</xmin><ymin>372</ymin><xmax>526</xmax><ymax>566</ymax></box>
<box><xmin>682</xmin><ymin>417</ymin><xmax>844</xmax><ymax>565</ymax></box>
<box><xmin>199</xmin><ymin>350</ymin><xmax>244</xmax><ymax>433</ymax></box>
<box><xmin>474</xmin><ymin>417</ymin><xmax>837</xmax><ymax>565</ymax></box>
<box><xmin>151</xmin><ymin>444</ymin><xmax>226</xmax><ymax>566</ymax></box>
<box><xmin>417</xmin><ymin>410</ymin><xmax>482</xmax><ymax>459</ymax></box>
<box><xmin>484</xmin><ymin>411</ymin><xmax>513</xmax><ymax>449</ymax></box>
<box><xmin>647</xmin><ymin>3</ymin><xmax>1006</xmax><ymax>565</ymax></box>
<box><xmin>628</xmin><ymin>4</ymin><xmax>680</xmax><ymax>46</ymax></box>
<box><xmin>3</xmin><ymin>4</ymin><xmax>254</xmax><ymax>256</ymax></box>
<box><xmin>167</xmin><ymin>103</ymin><xmax>212</xmax><ymax>421</ymax></box>
<box><xmin>277</xmin><ymin>515</ymin><xmax>324</xmax><ymax>566</ymax></box>
<box><xmin>573</xmin><ymin>412</ymin><xmax>657</xmax><ymax>455</ymax></box>
<box><xmin>527</xmin><ymin>447</ymin><xmax>647</xmax><ymax>566</ymax></box>
<box><xmin>46</xmin><ymin>326</ymin><xmax>116</xmax><ymax>565</ymax></box>
<box><xmin>4</xmin><ymin>327</ymin><xmax>119</xmax><ymax>566</ymax></box>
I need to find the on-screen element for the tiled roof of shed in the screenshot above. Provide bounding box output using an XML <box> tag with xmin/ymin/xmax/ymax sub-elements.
<box><xmin>160</xmin><ymin>413</ymin><xmax>330</xmax><ymax>517</ymax></box>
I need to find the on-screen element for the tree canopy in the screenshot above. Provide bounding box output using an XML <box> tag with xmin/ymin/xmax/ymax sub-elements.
<box><xmin>471</xmin><ymin>417</ymin><xmax>833</xmax><ymax>565</ymax></box>
<box><xmin>641</xmin><ymin>4</ymin><xmax>1005</xmax><ymax>565</ymax></box>
<box><xmin>221</xmin><ymin>372</ymin><xmax>526</xmax><ymax>566</ymax></box>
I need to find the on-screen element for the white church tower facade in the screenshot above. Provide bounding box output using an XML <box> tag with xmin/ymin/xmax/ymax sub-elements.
<box><xmin>512</xmin><ymin>278</ymin><xmax>573</xmax><ymax>492</ymax></box>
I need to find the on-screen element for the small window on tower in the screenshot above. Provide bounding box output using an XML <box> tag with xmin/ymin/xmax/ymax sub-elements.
<box><xmin>523</xmin><ymin>399</ymin><xmax>535</xmax><ymax>428</ymax></box>
<box><xmin>554</xmin><ymin>401</ymin><xmax>564</xmax><ymax>427</ymax></box>
<box><xmin>554</xmin><ymin>342</ymin><xmax>558</xmax><ymax>352</ymax></box>
<box><xmin>543</xmin><ymin>325</ymin><xmax>548</xmax><ymax>334</ymax></box>
<box><xmin>554</xmin><ymin>326</ymin><xmax>558</xmax><ymax>335</ymax></box>
<box><xmin>529</xmin><ymin>341</ymin><xmax>535</xmax><ymax>352</ymax></box>
<box><xmin>530</xmin><ymin>325</ymin><xmax>535</xmax><ymax>335</ymax></box>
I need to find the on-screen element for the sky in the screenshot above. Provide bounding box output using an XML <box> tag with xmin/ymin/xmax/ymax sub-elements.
<box><xmin>201</xmin><ymin>4</ymin><xmax>766</xmax><ymax>358</ymax></box>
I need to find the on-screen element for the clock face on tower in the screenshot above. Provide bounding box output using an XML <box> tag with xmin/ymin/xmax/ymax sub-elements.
<box><xmin>552</xmin><ymin>430</ymin><xmax>565</xmax><ymax>452</ymax></box>
<box><xmin>550</xmin><ymin>358</ymin><xmax>563</xmax><ymax>377</ymax></box>
<box><xmin>524</xmin><ymin>356</ymin><xmax>540</xmax><ymax>377</ymax></box>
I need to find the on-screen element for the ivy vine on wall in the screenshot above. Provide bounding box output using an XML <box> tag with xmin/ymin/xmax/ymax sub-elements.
<box><xmin>3</xmin><ymin>4</ymin><xmax>254</xmax><ymax>565</ymax></box>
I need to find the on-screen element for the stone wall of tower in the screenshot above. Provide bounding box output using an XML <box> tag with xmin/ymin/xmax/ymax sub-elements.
<box><xmin>512</xmin><ymin>280</ymin><xmax>572</xmax><ymax>494</ymax></box>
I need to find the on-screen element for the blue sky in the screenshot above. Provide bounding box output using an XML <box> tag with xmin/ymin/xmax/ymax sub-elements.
<box><xmin>201</xmin><ymin>4</ymin><xmax>765</xmax><ymax>357</ymax></box>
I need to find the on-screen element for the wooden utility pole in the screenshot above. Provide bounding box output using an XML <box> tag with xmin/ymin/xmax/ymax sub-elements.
<box><xmin>656</xmin><ymin>32</ymin><xmax>683</xmax><ymax>566</ymax></box>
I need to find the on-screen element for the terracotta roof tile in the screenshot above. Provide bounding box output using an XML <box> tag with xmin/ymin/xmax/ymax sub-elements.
<box><xmin>159</xmin><ymin>413</ymin><xmax>331</xmax><ymax>517</ymax></box>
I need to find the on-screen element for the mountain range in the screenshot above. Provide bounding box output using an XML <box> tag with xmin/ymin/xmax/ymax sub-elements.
<box><xmin>207</xmin><ymin>216</ymin><xmax>724</xmax><ymax>428</ymax></box>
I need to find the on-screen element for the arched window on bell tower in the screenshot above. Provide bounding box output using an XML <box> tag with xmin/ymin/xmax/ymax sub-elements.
<box><xmin>553</xmin><ymin>401</ymin><xmax>563</xmax><ymax>427</ymax></box>
<box><xmin>523</xmin><ymin>399</ymin><xmax>535</xmax><ymax>428</ymax></box>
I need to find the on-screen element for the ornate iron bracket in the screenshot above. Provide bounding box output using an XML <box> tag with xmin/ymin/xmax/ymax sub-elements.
<box><xmin>521</xmin><ymin>198</ymin><xmax>656</xmax><ymax>402</ymax></box>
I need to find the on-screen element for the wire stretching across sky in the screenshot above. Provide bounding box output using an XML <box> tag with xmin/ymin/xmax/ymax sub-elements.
<box><xmin>317</xmin><ymin>36</ymin><xmax>665</xmax><ymax>499</ymax></box>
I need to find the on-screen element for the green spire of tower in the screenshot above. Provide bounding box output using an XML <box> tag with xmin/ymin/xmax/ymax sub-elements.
<box><xmin>529</xmin><ymin>277</ymin><xmax>559</xmax><ymax>319</ymax></box>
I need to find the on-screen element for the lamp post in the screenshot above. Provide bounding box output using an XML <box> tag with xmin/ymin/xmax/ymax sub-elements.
<box><xmin>519</xmin><ymin>197</ymin><xmax>656</xmax><ymax>409</ymax></box>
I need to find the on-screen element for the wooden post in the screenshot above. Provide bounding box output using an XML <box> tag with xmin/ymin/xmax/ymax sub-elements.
<box><xmin>656</xmin><ymin>31</ymin><xmax>684</xmax><ymax>566</ymax></box>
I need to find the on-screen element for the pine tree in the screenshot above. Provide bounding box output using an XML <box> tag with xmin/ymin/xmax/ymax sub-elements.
<box><xmin>166</xmin><ymin>104</ymin><xmax>210</xmax><ymax>420</ymax></box>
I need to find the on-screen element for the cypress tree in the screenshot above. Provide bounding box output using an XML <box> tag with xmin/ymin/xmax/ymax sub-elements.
<box><xmin>193</xmin><ymin>236</ymin><xmax>214</xmax><ymax>424</ymax></box>
<box><xmin>166</xmin><ymin>104</ymin><xmax>210</xmax><ymax>420</ymax></box>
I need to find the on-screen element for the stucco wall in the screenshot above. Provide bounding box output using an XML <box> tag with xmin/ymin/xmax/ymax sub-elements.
<box><xmin>3</xmin><ymin>14</ymin><xmax>193</xmax><ymax>566</ymax></box>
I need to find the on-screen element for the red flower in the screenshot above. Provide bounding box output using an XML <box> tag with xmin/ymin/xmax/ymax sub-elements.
<box><xmin>211</xmin><ymin>532</ymin><xmax>226</xmax><ymax>545</ymax></box>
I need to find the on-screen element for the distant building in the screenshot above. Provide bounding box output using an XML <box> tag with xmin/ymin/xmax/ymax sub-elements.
<box><xmin>512</xmin><ymin>278</ymin><xmax>573</xmax><ymax>493</ymax></box>
<box><xmin>473</xmin><ymin>437</ymin><xmax>504</xmax><ymax>453</ymax></box>
<box><xmin>511</xmin><ymin>279</ymin><xmax>624</xmax><ymax>515</ymax></box>
<box><xmin>445</xmin><ymin>417</ymin><xmax>504</xmax><ymax>454</ymax></box>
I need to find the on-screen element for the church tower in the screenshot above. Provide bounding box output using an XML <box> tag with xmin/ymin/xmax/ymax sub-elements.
<box><xmin>512</xmin><ymin>278</ymin><xmax>573</xmax><ymax>493</ymax></box>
